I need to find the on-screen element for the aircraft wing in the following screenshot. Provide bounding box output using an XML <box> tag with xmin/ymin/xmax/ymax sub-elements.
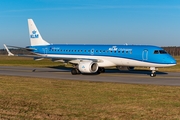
<box><xmin>4</xmin><ymin>44</ymin><xmax>43</xmax><ymax>59</ymax></box>
<box><xmin>5</xmin><ymin>45</ymin><xmax>36</xmax><ymax>51</ymax></box>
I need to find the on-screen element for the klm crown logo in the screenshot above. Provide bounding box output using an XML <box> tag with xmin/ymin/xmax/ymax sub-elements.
<box><xmin>30</xmin><ymin>30</ymin><xmax>39</xmax><ymax>38</ymax></box>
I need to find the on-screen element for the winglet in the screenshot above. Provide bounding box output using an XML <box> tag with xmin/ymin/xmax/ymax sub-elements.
<box><xmin>3</xmin><ymin>44</ymin><xmax>14</xmax><ymax>56</ymax></box>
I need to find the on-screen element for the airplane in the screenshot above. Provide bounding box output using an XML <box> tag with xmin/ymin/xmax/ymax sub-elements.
<box><xmin>4</xmin><ymin>19</ymin><xmax>176</xmax><ymax>77</ymax></box>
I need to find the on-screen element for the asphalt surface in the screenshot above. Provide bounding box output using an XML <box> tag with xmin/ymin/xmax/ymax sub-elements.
<box><xmin>0</xmin><ymin>66</ymin><xmax>180</xmax><ymax>86</ymax></box>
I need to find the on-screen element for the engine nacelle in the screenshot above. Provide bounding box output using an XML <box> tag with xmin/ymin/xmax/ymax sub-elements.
<box><xmin>78</xmin><ymin>61</ymin><xmax>98</xmax><ymax>73</ymax></box>
<box><xmin>116</xmin><ymin>66</ymin><xmax>134</xmax><ymax>71</ymax></box>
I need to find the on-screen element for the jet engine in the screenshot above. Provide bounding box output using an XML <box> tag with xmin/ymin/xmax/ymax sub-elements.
<box><xmin>78</xmin><ymin>61</ymin><xmax>98</xmax><ymax>73</ymax></box>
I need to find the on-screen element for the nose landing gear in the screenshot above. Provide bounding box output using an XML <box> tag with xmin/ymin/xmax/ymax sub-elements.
<box><xmin>150</xmin><ymin>67</ymin><xmax>157</xmax><ymax>77</ymax></box>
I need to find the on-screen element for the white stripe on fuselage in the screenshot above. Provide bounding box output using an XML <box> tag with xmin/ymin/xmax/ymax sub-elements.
<box><xmin>37</xmin><ymin>54</ymin><xmax>175</xmax><ymax>67</ymax></box>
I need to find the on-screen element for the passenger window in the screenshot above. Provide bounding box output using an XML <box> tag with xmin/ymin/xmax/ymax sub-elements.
<box><xmin>126</xmin><ymin>51</ymin><xmax>128</xmax><ymax>54</ymax></box>
<box><xmin>154</xmin><ymin>50</ymin><xmax>159</xmax><ymax>54</ymax></box>
<box><xmin>122</xmin><ymin>51</ymin><xmax>124</xmax><ymax>53</ymax></box>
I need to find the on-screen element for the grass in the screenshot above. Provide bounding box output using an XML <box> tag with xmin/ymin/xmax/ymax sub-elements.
<box><xmin>0</xmin><ymin>56</ymin><xmax>65</xmax><ymax>67</ymax></box>
<box><xmin>0</xmin><ymin>75</ymin><xmax>180</xmax><ymax>119</ymax></box>
<box><xmin>0</xmin><ymin>56</ymin><xmax>180</xmax><ymax>119</ymax></box>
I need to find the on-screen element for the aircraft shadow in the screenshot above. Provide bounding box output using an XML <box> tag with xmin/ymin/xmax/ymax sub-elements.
<box><xmin>31</xmin><ymin>66</ymin><xmax>71</xmax><ymax>73</ymax></box>
<box><xmin>105</xmin><ymin>69</ymin><xmax>168</xmax><ymax>75</ymax></box>
<box><xmin>45</xmin><ymin>66</ymin><xmax>168</xmax><ymax>76</ymax></box>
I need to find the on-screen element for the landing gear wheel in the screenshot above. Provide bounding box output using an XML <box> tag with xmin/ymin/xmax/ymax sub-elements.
<box><xmin>101</xmin><ymin>68</ymin><xmax>105</xmax><ymax>73</ymax></box>
<box><xmin>71</xmin><ymin>69</ymin><xmax>78</xmax><ymax>75</ymax></box>
<box><xmin>150</xmin><ymin>67</ymin><xmax>157</xmax><ymax>77</ymax></box>
<box><xmin>150</xmin><ymin>73</ymin><xmax>156</xmax><ymax>77</ymax></box>
<box><xmin>97</xmin><ymin>67</ymin><xmax>105</xmax><ymax>74</ymax></box>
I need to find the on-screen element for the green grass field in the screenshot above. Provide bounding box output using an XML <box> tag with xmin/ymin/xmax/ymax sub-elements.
<box><xmin>0</xmin><ymin>75</ymin><xmax>180</xmax><ymax>119</ymax></box>
<box><xmin>0</xmin><ymin>55</ymin><xmax>180</xmax><ymax>119</ymax></box>
<box><xmin>0</xmin><ymin>56</ymin><xmax>62</xmax><ymax>67</ymax></box>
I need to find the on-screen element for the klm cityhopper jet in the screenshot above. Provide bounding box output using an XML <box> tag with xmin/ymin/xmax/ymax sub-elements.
<box><xmin>4</xmin><ymin>19</ymin><xmax>176</xmax><ymax>77</ymax></box>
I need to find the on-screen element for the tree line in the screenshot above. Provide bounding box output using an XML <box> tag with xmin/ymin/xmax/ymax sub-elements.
<box><xmin>0</xmin><ymin>49</ymin><xmax>31</xmax><ymax>55</ymax></box>
<box><xmin>162</xmin><ymin>47</ymin><xmax>180</xmax><ymax>56</ymax></box>
<box><xmin>0</xmin><ymin>47</ymin><xmax>180</xmax><ymax>56</ymax></box>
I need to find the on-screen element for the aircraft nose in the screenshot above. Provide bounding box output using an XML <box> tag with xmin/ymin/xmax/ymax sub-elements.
<box><xmin>170</xmin><ymin>58</ymin><xmax>177</xmax><ymax>64</ymax></box>
<box><xmin>163</xmin><ymin>56</ymin><xmax>176</xmax><ymax>65</ymax></box>
<box><xmin>167</xmin><ymin>57</ymin><xmax>177</xmax><ymax>65</ymax></box>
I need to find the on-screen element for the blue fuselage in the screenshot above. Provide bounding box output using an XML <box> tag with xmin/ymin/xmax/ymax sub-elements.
<box><xmin>27</xmin><ymin>44</ymin><xmax>176</xmax><ymax>66</ymax></box>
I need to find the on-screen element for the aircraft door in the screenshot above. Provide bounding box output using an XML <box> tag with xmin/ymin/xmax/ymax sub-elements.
<box><xmin>91</xmin><ymin>48</ymin><xmax>94</xmax><ymax>55</ymax></box>
<box><xmin>43</xmin><ymin>48</ymin><xmax>48</xmax><ymax>57</ymax></box>
<box><xmin>142</xmin><ymin>49</ymin><xmax>148</xmax><ymax>61</ymax></box>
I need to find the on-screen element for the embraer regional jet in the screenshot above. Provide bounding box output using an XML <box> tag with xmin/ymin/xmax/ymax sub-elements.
<box><xmin>4</xmin><ymin>19</ymin><xmax>176</xmax><ymax>77</ymax></box>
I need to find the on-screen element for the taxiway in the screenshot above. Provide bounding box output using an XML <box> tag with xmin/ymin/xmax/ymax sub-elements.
<box><xmin>0</xmin><ymin>66</ymin><xmax>180</xmax><ymax>86</ymax></box>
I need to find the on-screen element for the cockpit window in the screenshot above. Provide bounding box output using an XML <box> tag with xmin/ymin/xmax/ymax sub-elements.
<box><xmin>159</xmin><ymin>50</ymin><xmax>167</xmax><ymax>54</ymax></box>
<box><xmin>154</xmin><ymin>50</ymin><xmax>167</xmax><ymax>54</ymax></box>
<box><xmin>154</xmin><ymin>50</ymin><xmax>159</xmax><ymax>54</ymax></box>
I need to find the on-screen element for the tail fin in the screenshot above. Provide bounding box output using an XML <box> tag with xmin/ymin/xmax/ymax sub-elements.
<box><xmin>28</xmin><ymin>19</ymin><xmax>50</xmax><ymax>46</ymax></box>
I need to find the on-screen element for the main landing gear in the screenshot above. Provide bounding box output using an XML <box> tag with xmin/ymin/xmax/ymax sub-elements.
<box><xmin>150</xmin><ymin>67</ymin><xmax>156</xmax><ymax>77</ymax></box>
<box><xmin>97</xmin><ymin>67</ymin><xmax>105</xmax><ymax>74</ymax></box>
<box><xmin>71</xmin><ymin>68</ymin><xmax>80</xmax><ymax>75</ymax></box>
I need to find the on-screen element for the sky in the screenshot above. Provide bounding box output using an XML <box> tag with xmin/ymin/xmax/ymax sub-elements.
<box><xmin>0</xmin><ymin>0</ymin><xmax>180</xmax><ymax>48</ymax></box>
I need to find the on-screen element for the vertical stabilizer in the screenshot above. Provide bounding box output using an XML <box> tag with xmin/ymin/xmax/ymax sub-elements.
<box><xmin>28</xmin><ymin>19</ymin><xmax>50</xmax><ymax>46</ymax></box>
